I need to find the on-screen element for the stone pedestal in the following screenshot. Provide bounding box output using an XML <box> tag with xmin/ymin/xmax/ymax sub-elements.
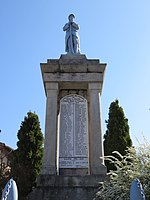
<box><xmin>27</xmin><ymin>54</ymin><xmax>107</xmax><ymax>200</ymax></box>
<box><xmin>27</xmin><ymin>175</ymin><xmax>108</xmax><ymax>200</ymax></box>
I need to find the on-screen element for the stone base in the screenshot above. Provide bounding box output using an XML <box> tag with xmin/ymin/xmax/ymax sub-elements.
<box><xmin>59</xmin><ymin>168</ymin><xmax>89</xmax><ymax>175</ymax></box>
<box><xmin>27</xmin><ymin>174</ymin><xmax>108</xmax><ymax>200</ymax></box>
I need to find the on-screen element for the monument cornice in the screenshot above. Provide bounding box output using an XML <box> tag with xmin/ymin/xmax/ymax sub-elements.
<box><xmin>40</xmin><ymin>54</ymin><xmax>106</xmax><ymax>95</ymax></box>
<box><xmin>41</xmin><ymin>54</ymin><xmax>106</xmax><ymax>74</ymax></box>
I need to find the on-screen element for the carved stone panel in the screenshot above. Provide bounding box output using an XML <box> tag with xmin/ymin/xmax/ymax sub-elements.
<box><xmin>59</xmin><ymin>95</ymin><xmax>89</xmax><ymax>168</ymax></box>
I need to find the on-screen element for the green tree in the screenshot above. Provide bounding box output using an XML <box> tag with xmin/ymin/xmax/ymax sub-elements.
<box><xmin>104</xmin><ymin>99</ymin><xmax>132</xmax><ymax>171</ymax></box>
<box><xmin>11</xmin><ymin>111</ymin><xmax>43</xmax><ymax>199</ymax></box>
<box><xmin>97</xmin><ymin>141</ymin><xmax>150</xmax><ymax>199</ymax></box>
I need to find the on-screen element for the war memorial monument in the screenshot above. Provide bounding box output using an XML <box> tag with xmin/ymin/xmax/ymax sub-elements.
<box><xmin>28</xmin><ymin>14</ymin><xmax>107</xmax><ymax>200</ymax></box>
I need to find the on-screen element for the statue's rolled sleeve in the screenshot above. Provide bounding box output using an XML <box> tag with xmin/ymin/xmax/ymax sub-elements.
<box><xmin>72</xmin><ymin>22</ymin><xmax>79</xmax><ymax>30</ymax></box>
<box><xmin>63</xmin><ymin>23</ymin><xmax>69</xmax><ymax>31</ymax></box>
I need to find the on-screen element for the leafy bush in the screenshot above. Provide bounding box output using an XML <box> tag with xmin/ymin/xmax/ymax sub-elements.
<box><xmin>97</xmin><ymin>140</ymin><xmax>150</xmax><ymax>199</ymax></box>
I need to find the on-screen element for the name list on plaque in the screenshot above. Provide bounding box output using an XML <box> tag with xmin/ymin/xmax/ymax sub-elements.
<box><xmin>59</xmin><ymin>95</ymin><xmax>89</xmax><ymax>168</ymax></box>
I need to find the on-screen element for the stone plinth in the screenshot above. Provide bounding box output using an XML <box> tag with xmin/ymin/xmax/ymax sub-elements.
<box><xmin>27</xmin><ymin>174</ymin><xmax>108</xmax><ymax>200</ymax></box>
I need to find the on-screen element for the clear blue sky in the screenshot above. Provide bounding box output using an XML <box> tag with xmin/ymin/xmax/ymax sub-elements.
<box><xmin>0</xmin><ymin>1</ymin><xmax>150</xmax><ymax>149</ymax></box>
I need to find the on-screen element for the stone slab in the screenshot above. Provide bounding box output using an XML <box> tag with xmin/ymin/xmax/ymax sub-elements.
<box><xmin>87</xmin><ymin>64</ymin><xmax>106</xmax><ymax>73</ymax></box>
<box><xmin>27</xmin><ymin>175</ymin><xmax>108</xmax><ymax>200</ymax></box>
<box><xmin>43</xmin><ymin>73</ymin><xmax>103</xmax><ymax>82</ymax></box>
<box><xmin>40</xmin><ymin>63</ymin><xmax>106</xmax><ymax>73</ymax></box>
<box><xmin>40</xmin><ymin>54</ymin><xmax>106</xmax><ymax>74</ymax></box>
<box><xmin>59</xmin><ymin>82</ymin><xmax>88</xmax><ymax>90</ymax></box>
<box><xmin>27</xmin><ymin>187</ymin><xmax>99</xmax><ymax>200</ymax></box>
<box><xmin>59</xmin><ymin>54</ymin><xmax>87</xmax><ymax>64</ymax></box>
<box><xmin>36</xmin><ymin>175</ymin><xmax>107</xmax><ymax>187</ymax></box>
<box><xmin>41</xmin><ymin>63</ymin><xmax>59</xmax><ymax>73</ymax></box>
<box><xmin>59</xmin><ymin>95</ymin><xmax>89</xmax><ymax>169</ymax></box>
<box><xmin>60</xmin><ymin>64</ymin><xmax>88</xmax><ymax>72</ymax></box>
<box><xmin>59</xmin><ymin>168</ymin><xmax>89</xmax><ymax>175</ymax></box>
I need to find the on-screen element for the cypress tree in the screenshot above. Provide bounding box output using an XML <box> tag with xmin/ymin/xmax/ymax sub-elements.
<box><xmin>104</xmin><ymin>99</ymin><xmax>132</xmax><ymax>171</ymax></box>
<box><xmin>11</xmin><ymin>111</ymin><xmax>43</xmax><ymax>199</ymax></box>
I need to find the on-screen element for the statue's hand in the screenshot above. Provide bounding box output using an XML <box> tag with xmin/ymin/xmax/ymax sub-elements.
<box><xmin>63</xmin><ymin>23</ymin><xmax>70</xmax><ymax>31</ymax></box>
<box><xmin>71</xmin><ymin>22</ymin><xmax>79</xmax><ymax>30</ymax></box>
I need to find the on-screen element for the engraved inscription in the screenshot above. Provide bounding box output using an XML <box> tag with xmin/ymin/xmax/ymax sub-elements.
<box><xmin>59</xmin><ymin>95</ymin><xmax>89</xmax><ymax>168</ymax></box>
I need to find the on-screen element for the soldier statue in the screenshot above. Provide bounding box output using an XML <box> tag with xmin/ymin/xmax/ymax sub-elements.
<box><xmin>63</xmin><ymin>14</ymin><xmax>80</xmax><ymax>54</ymax></box>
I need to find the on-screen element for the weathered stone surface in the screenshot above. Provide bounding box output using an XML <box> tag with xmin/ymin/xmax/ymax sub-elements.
<box><xmin>59</xmin><ymin>95</ymin><xmax>89</xmax><ymax>174</ymax></box>
<box><xmin>41</xmin><ymin>54</ymin><xmax>106</xmax><ymax>74</ymax></box>
<box><xmin>40</xmin><ymin>54</ymin><xmax>106</xmax><ymax>98</ymax></box>
<box><xmin>27</xmin><ymin>187</ymin><xmax>99</xmax><ymax>200</ymax></box>
<box><xmin>59</xmin><ymin>82</ymin><xmax>88</xmax><ymax>90</ymax></box>
<box><xmin>43</xmin><ymin>73</ymin><xmax>103</xmax><ymax>82</ymax></box>
<box><xmin>37</xmin><ymin>175</ymin><xmax>107</xmax><ymax>187</ymax></box>
<box><xmin>27</xmin><ymin>175</ymin><xmax>108</xmax><ymax>200</ymax></box>
<box><xmin>59</xmin><ymin>54</ymin><xmax>87</xmax><ymax>64</ymax></box>
<box><xmin>88</xmin><ymin>83</ymin><xmax>106</xmax><ymax>174</ymax></box>
<box><xmin>41</xmin><ymin>83</ymin><xmax>58</xmax><ymax>175</ymax></box>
